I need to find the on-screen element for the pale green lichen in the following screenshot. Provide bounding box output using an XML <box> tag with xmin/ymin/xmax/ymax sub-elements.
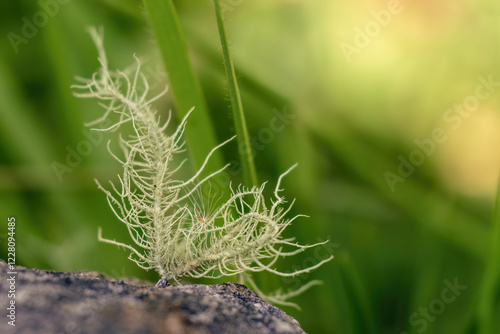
<box><xmin>73</xmin><ymin>28</ymin><xmax>333</xmax><ymax>308</ymax></box>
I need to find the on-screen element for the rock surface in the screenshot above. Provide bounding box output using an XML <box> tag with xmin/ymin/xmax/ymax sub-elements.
<box><xmin>0</xmin><ymin>260</ymin><xmax>306</xmax><ymax>334</ymax></box>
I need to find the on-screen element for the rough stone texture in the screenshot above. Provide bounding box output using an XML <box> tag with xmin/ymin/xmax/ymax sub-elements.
<box><xmin>0</xmin><ymin>260</ymin><xmax>306</xmax><ymax>334</ymax></box>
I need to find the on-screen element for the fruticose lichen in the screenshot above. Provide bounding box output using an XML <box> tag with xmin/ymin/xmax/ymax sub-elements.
<box><xmin>73</xmin><ymin>28</ymin><xmax>333</xmax><ymax>308</ymax></box>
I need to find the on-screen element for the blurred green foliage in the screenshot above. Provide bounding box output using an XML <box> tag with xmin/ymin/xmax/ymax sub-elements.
<box><xmin>1</xmin><ymin>0</ymin><xmax>500</xmax><ymax>333</ymax></box>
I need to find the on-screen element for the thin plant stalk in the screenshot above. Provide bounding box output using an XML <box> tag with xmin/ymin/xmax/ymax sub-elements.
<box><xmin>212</xmin><ymin>0</ymin><xmax>258</xmax><ymax>187</ymax></box>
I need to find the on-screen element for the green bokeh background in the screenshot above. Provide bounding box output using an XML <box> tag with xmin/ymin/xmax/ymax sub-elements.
<box><xmin>1</xmin><ymin>0</ymin><xmax>500</xmax><ymax>333</ymax></box>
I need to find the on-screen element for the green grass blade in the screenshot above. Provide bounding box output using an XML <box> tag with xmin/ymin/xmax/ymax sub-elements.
<box><xmin>185</xmin><ymin>25</ymin><xmax>290</xmax><ymax>109</ymax></box>
<box><xmin>143</xmin><ymin>0</ymin><xmax>223</xmax><ymax>173</ymax></box>
<box><xmin>211</xmin><ymin>0</ymin><xmax>258</xmax><ymax>187</ymax></box>
<box><xmin>476</xmin><ymin>176</ymin><xmax>500</xmax><ymax>334</ymax></box>
<box><xmin>338</xmin><ymin>251</ymin><xmax>378</xmax><ymax>334</ymax></box>
<box><xmin>0</xmin><ymin>48</ymin><xmax>58</xmax><ymax>165</ymax></box>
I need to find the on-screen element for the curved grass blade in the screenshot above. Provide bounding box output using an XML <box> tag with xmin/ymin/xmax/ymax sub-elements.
<box><xmin>212</xmin><ymin>0</ymin><xmax>258</xmax><ymax>187</ymax></box>
<box><xmin>143</xmin><ymin>0</ymin><xmax>223</xmax><ymax>174</ymax></box>
<box><xmin>475</xmin><ymin>176</ymin><xmax>500</xmax><ymax>334</ymax></box>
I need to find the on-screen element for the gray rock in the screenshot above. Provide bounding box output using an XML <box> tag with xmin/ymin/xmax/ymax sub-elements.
<box><xmin>0</xmin><ymin>260</ymin><xmax>306</xmax><ymax>334</ymax></box>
